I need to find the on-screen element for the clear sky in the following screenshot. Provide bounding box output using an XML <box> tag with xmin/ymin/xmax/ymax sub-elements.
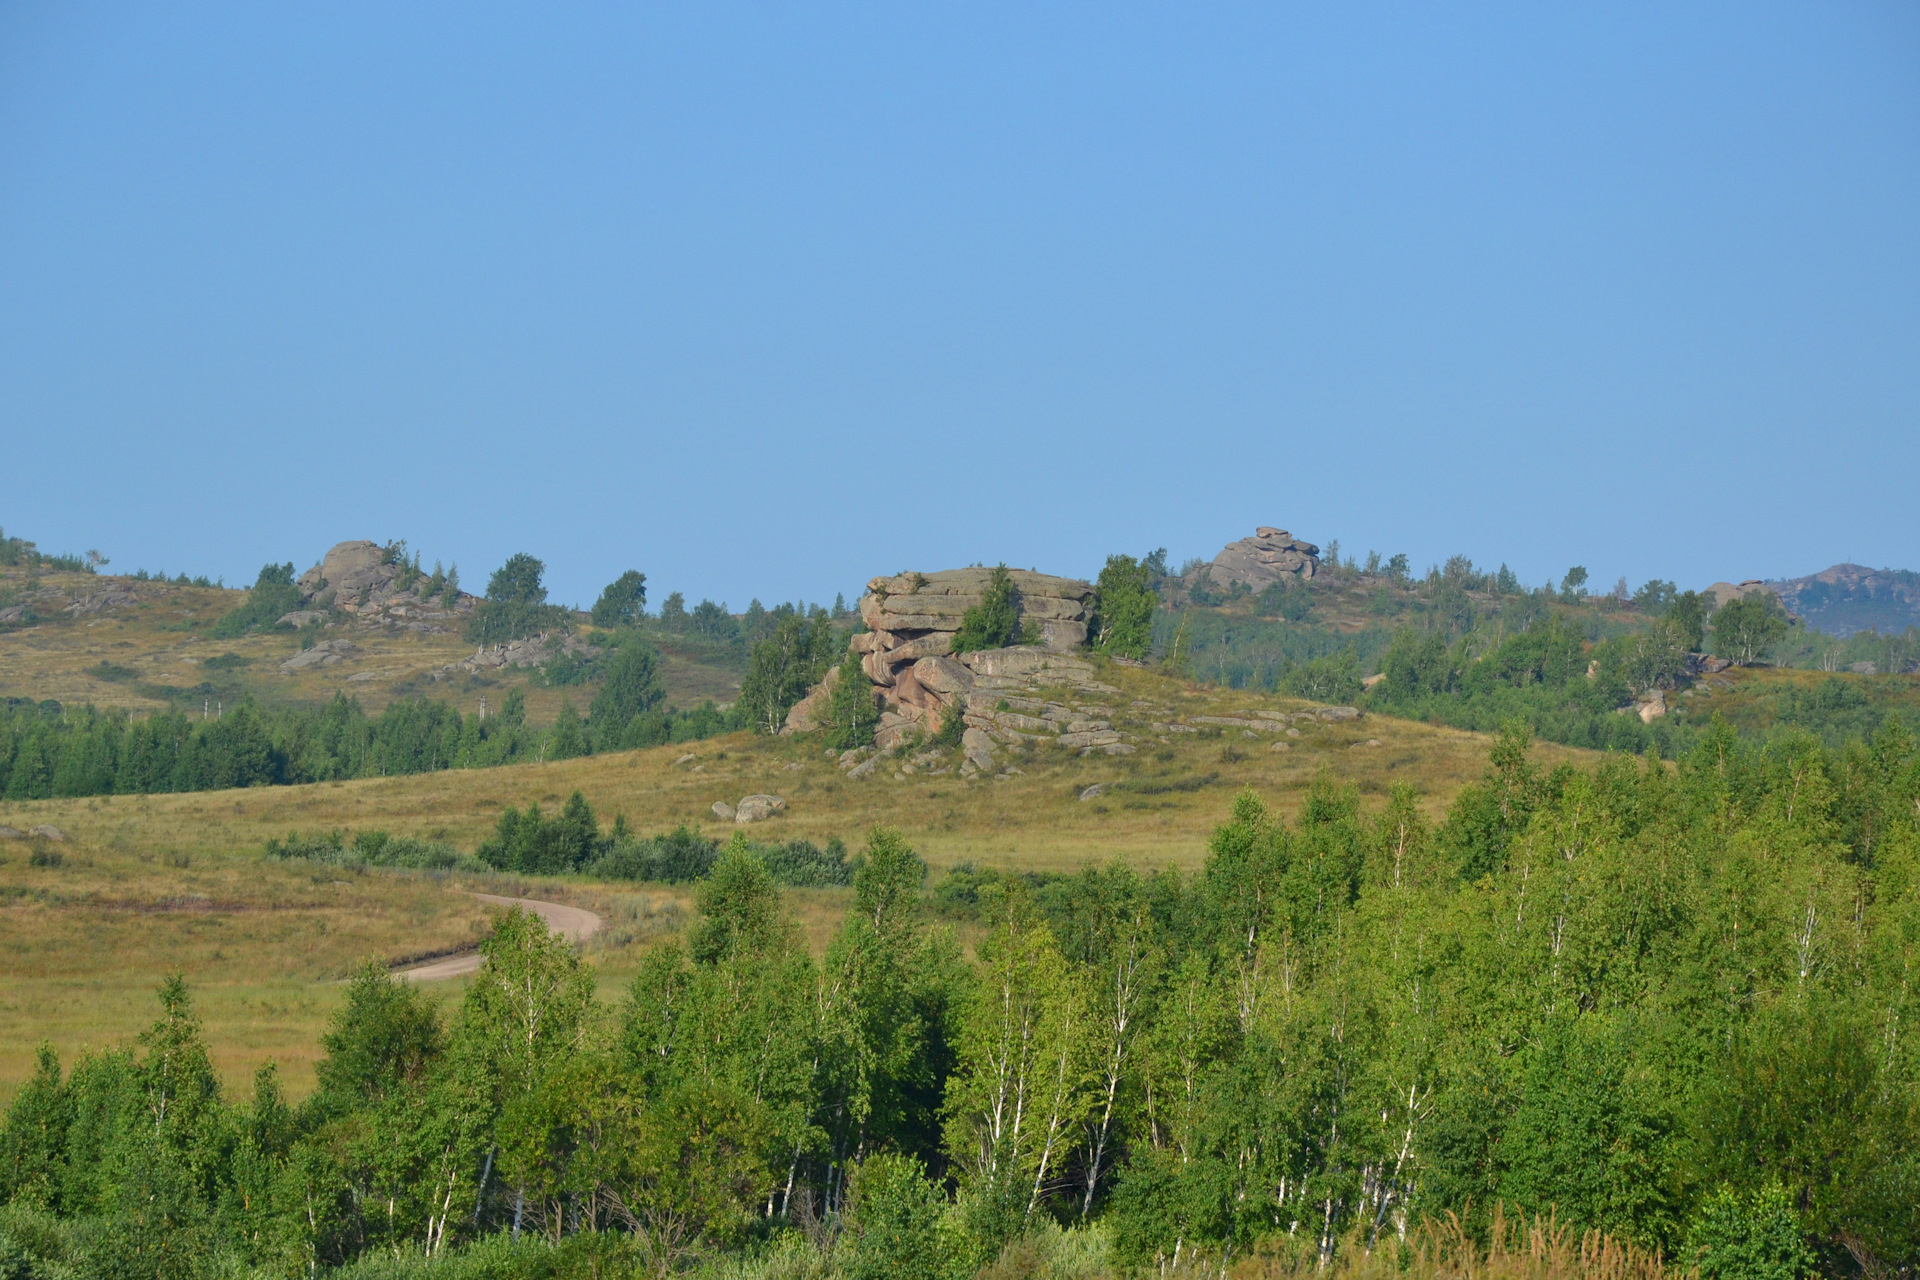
<box><xmin>3</xmin><ymin>3</ymin><xmax>1916</xmax><ymax>610</ymax></box>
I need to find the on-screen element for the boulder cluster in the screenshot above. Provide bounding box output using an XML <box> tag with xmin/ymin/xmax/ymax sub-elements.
<box><xmin>711</xmin><ymin>794</ymin><xmax>786</xmax><ymax>824</ymax></box>
<box><xmin>288</xmin><ymin>541</ymin><xmax>475</xmax><ymax>634</ymax></box>
<box><xmin>1188</xmin><ymin>527</ymin><xmax>1321</xmax><ymax>592</ymax></box>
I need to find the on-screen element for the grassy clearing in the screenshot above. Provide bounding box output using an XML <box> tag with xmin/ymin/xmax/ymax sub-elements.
<box><xmin>0</xmin><ymin>660</ymin><xmax>1599</xmax><ymax>1103</ymax></box>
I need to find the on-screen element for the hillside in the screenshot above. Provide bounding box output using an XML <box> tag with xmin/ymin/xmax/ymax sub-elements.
<box><xmin>0</xmin><ymin>559</ymin><xmax>748</xmax><ymax>725</ymax></box>
<box><xmin>1769</xmin><ymin>561</ymin><xmax>1920</xmax><ymax>638</ymax></box>
<box><xmin>0</xmin><ymin>657</ymin><xmax>1594</xmax><ymax>1101</ymax></box>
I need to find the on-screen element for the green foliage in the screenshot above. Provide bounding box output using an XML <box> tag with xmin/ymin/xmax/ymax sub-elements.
<box><xmin>739</xmin><ymin>613</ymin><xmax>838</xmax><ymax>735</ymax></box>
<box><xmin>0</xmin><ymin>1046</ymin><xmax>69</xmax><ymax>1210</ymax></box>
<box><xmin>1276</xmin><ymin>649</ymin><xmax>1361</xmax><ymax>703</ymax></box>
<box><xmin>1687</xmin><ymin>1184</ymin><xmax>1816</xmax><ymax>1280</ymax></box>
<box><xmin>1256</xmin><ymin>578</ymin><xmax>1313</xmax><ymax>621</ymax></box>
<box><xmin>1668</xmin><ymin>588</ymin><xmax>1708</xmax><ymax>650</ymax></box>
<box><xmin>589</xmin><ymin>570</ymin><xmax>647</xmax><ymax>629</ymax></box>
<box><xmin>950</xmin><ymin>564</ymin><xmax>1023</xmax><ymax>654</ymax></box>
<box><xmin>822</xmin><ymin>651</ymin><xmax>881</xmax><ymax>752</ymax></box>
<box><xmin>1713</xmin><ymin>592</ymin><xmax>1791</xmax><ymax>665</ymax></box>
<box><xmin>840</xmin><ymin>1154</ymin><xmax>951</xmax><ymax>1280</ymax></box>
<box><xmin>465</xmin><ymin>554</ymin><xmax>573</xmax><ymax>645</ymax></box>
<box><xmin>586</xmin><ymin>633</ymin><xmax>667</xmax><ymax>748</ymax></box>
<box><xmin>264</xmin><ymin>828</ymin><xmax>484</xmax><ymax>872</ymax></box>
<box><xmin>211</xmin><ymin>562</ymin><xmax>303</xmax><ymax>637</ymax></box>
<box><xmin>545</xmin><ymin>700</ymin><xmax>588</xmax><ymax>760</ymax></box>
<box><xmin>477</xmin><ymin>790</ymin><xmax>604</xmax><ymax>873</ymax></box>
<box><xmin>10</xmin><ymin>723</ymin><xmax>1920</xmax><ymax>1273</ymax></box>
<box><xmin>0</xmin><ymin>684</ymin><xmax>736</xmax><ymax>802</ymax></box>
<box><xmin>931</xmin><ymin>693</ymin><xmax>968</xmax><ymax>749</ymax></box>
<box><xmin>1093</xmin><ymin>555</ymin><xmax>1157</xmax><ymax>658</ymax></box>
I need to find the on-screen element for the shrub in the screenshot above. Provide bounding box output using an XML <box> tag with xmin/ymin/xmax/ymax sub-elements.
<box><xmin>588</xmin><ymin>825</ymin><xmax>719</xmax><ymax>882</ymax></box>
<box><xmin>839</xmin><ymin>1154</ymin><xmax>951</xmax><ymax>1280</ymax></box>
<box><xmin>1278</xmin><ymin>650</ymin><xmax>1363</xmax><ymax>703</ymax></box>
<box><xmin>1687</xmin><ymin>1184</ymin><xmax>1815</xmax><ymax>1280</ymax></box>
<box><xmin>212</xmin><ymin>563</ymin><xmax>303</xmax><ymax>637</ymax></box>
<box><xmin>951</xmin><ymin>565</ymin><xmax>1023</xmax><ymax>653</ymax></box>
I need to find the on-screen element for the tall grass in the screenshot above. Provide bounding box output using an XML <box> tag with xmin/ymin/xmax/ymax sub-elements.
<box><xmin>1235</xmin><ymin>1209</ymin><xmax>1681</xmax><ymax>1280</ymax></box>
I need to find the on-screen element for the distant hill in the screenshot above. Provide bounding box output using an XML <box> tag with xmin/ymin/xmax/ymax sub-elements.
<box><xmin>1768</xmin><ymin>563</ymin><xmax>1920</xmax><ymax>638</ymax></box>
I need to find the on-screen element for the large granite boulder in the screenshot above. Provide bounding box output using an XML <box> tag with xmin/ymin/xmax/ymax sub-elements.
<box><xmin>1191</xmin><ymin>527</ymin><xmax>1320</xmax><ymax>591</ymax></box>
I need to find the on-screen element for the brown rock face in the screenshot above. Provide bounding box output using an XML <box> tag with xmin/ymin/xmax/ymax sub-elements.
<box><xmin>1194</xmin><ymin>526</ymin><xmax>1321</xmax><ymax>591</ymax></box>
<box><xmin>782</xmin><ymin>565</ymin><xmax>1107</xmax><ymax>743</ymax></box>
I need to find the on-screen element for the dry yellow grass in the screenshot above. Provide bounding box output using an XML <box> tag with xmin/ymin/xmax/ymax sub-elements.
<box><xmin>0</xmin><ymin>659</ymin><xmax>1602</xmax><ymax>1105</ymax></box>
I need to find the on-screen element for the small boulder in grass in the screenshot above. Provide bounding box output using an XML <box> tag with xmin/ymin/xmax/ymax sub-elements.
<box><xmin>0</xmin><ymin>826</ymin><xmax>25</xmax><ymax>840</ymax></box>
<box><xmin>733</xmin><ymin>795</ymin><xmax>786</xmax><ymax>823</ymax></box>
<box><xmin>1079</xmin><ymin>783</ymin><xmax>1109</xmax><ymax>802</ymax></box>
<box><xmin>29</xmin><ymin>825</ymin><xmax>66</xmax><ymax>841</ymax></box>
<box><xmin>711</xmin><ymin>801</ymin><xmax>736</xmax><ymax>821</ymax></box>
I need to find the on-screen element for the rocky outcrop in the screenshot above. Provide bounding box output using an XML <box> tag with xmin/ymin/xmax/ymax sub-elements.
<box><xmin>451</xmin><ymin>633</ymin><xmax>601</xmax><ymax>676</ymax></box>
<box><xmin>790</xmin><ymin>567</ymin><xmax>1094</xmax><ymax>743</ymax></box>
<box><xmin>1189</xmin><ymin>527</ymin><xmax>1320</xmax><ymax>592</ymax></box>
<box><xmin>788</xmin><ymin>565</ymin><xmax>1137</xmax><ymax>772</ymax></box>
<box><xmin>292</xmin><ymin>540</ymin><xmax>476</xmax><ymax>634</ymax></box>
<box><xmin>280</xmin><ymin>639</ymin><xmax>361</xmax><ymax>671</ymax></box>
<box><xmin>858</xmin><ymin>568</ymin><xmax>1096</xmax><ymax>657</ymax></box>
<box><xmin>63</xmin><ymin>588</ymin><xmax>141</xmax><ymax>616</ymax></box>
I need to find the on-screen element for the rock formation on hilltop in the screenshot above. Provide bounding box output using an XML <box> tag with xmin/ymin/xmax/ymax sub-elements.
<box><xmin>291</xmin><ymin>540</ymin><xmax>476</xmax><ymax>634</ymax></box>
<box><xmin>1188</xmin><ymin>527</ymin><xmax>1321</xmax><ymax>592</ymax></box>
<box><xmin>783</xmin><ymin>566</ymin><xmax>1135</xmax><ymax>774</ymax></box>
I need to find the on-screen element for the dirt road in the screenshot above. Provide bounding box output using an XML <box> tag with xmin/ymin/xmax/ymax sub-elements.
<box><xmin>398</xmin><ymin>893</ymin><xmax>603</xmax><ymax>982</ymax></box>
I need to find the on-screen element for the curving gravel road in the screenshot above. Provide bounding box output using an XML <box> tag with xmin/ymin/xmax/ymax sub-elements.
<box><xmin>398</xmin><ymin>893</ymin><xmax>603</xmax><ymax>982</ymax></box>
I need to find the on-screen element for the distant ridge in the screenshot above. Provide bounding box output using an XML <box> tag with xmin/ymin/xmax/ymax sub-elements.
<box><xmin>1767</xmin><ymin>563</ymin><xmax>1920</xmax><ymax>638</ymax></box>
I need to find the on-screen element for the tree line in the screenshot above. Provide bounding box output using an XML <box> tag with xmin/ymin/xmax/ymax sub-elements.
<box><xmin>0</xmin><ymin>679</ymin><xmax>735</xmax><ymax>801</ymax></box>
<box><xmin>3</xmin><ymin>718</ymin><xmax>1916</xmax><ymax>1277</ymax></box>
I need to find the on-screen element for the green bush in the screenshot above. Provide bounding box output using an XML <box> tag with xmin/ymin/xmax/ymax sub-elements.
<box><xmin>211</xmin><ymin>562</ymin><xmax>303</xmax><ymax>637</ymax></box>
<box><xmin>950</xmin><ymin>565</ymin><xmax>1023</xmax><ymax>654</ymax></box>
<box><xmin>839</xmin><ymin>1154</ymin><xmax>951</xmax><ymax>1280</ymax></box>
<box><xmin>1687</xmin><ymin>1184</ymin><xmax>1815</xmax><ymax>1280</ymax></box>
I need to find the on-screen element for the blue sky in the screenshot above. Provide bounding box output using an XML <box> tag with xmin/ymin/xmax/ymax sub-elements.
<box><xmin>3</xmin><ymin>3</ymin><xmax>1916</xmax><ymax>610</ymax></box>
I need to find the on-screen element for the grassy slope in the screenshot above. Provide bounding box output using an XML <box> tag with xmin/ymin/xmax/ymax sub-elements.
<box><xmin>0</xmin><ymin>566</ymin><xmax>745</xmax><ymax>721</ymax></box>
<box><xmin>0</xmin><ymin>659</ymin><xmax>1600</xmax><ymax>1104</ymax></box>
